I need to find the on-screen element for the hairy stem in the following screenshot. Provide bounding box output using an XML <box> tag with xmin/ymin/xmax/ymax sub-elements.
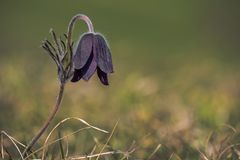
<box><xmin>66</xmin><ymin>14</ymin><xmax>94</xmax><ymax>57</ymax></box>
<box><xmin>22</xmin><ymin>83</ymin><xmax>65</xmax><ymax>157</ymax></box>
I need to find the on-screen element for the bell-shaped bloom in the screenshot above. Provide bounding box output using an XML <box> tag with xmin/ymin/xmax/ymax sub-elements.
<box><xmin>71</xmin><ymin>33</ymin><xmax>113</xmax><ymax>85</ymax></box>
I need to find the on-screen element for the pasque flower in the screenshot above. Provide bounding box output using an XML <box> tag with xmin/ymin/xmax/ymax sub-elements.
<box><xmin>23</xmin><ymin>14</ymin><xmax>114</xmax><ymax>157</ymax></box>
<box><xmin>71</xmin><ymin>32</ymin><xmax>113</xmax><ymax>85</ymax></box>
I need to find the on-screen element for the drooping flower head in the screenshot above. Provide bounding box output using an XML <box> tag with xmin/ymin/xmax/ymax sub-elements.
<box><xmin>71</xmin><ymin>32</ymin><xmax>113</xmax><ymax>85</ymax></box>
<box><xmin>42</xmin><ymin>14</ymin><xmax>113</xmax><ymax>85</ymax></box>
<box><xmin>63</xmin><ymin>14</ymin><xmax>113</xmax><ymax>85</ymax></box>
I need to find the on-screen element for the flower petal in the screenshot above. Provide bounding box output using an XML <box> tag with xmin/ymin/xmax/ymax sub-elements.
<box><xmin>94</xmin><ymin>34</ymin><xmax>113</xmax><ymax>74</ymax></box>
<box><xmin>81</xmin><ymin>52</ymin><xmax>97</xmax><ymax>81</ymax></box>
<box><xmin>71</xmin><ymin>69</ymin><xmax>82</xmax><ymax>82</ymax></box>
<box><xmin>73</xmin><ymin>33</ymin><xmax>94</xmax><ymax>69</ymax></box>
<box><xmin>97</xmin><ymin>67</ymin><xmax>109</xmax><ymax>85</ymax></box>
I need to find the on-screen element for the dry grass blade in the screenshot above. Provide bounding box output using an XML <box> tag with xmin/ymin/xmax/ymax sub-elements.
<box><xmin>120</xmin><ymin>148</ymin><xmax>135</xmax><ymax>160</ymax></box>
<box><xmin>218</xmin><ymin>125</ymin><xmax>237</xmax><ymax>156</ymax></box>
<box><xmin>197</xmin><ymin>149</ymin><xmax>209</xmax><ymax>160</ymax></box>
<box><xmin>42</xmin><ymin>117</ymin><xmax>108</xmax><ymax>159</ymax></box>
<box><xmin>217</xmin><ymin>134</ymin><xmax>233</xmax><ymax>159</ymax></box>
<box><xmin>69</xmin><ymin>151</ymin><xmax>120</xmax><ymax>160</ymax></box>
<box><xmin>1</xmin><ymin>132</ymin><xmax>4</xmax><ymax>159</ymax></box>
<box><xmin>96</xmin><ymin>120</ymin><xmax>119</xmax><ymax>160</ymax></box>
<box><xmin>65</xmin><ymin>136</ymin><xmax>69</xmax><ymax>158</ymax></box>
<box><xmin>168</xmin><ymin>153</ymin><xmax>182</xmax><ymax>160</ymax></box>
<box><xmin>1</xmin><ymin>131</ymin><xmax>25</xmax><ymax>160</ymax></box>
<box><xmin>25</xmin><ymin>127</ymin><xmax>91</xmax><ymax>159</ymax></box>
<box><xmin>89</xmin><ymin>145</ymin><xmax>97</xmax><ymax>160</ymax></box>
<box><xmin>221</xmin><ymin>124</ymin><xmax>237</xmax><ymax>133</ymax></box>
<box><xmin>217</xmin><ymin>143</ymin><xmax>240</xmax><ymax>160</ymax></box>
<box><xmin>1</xmin><ymin>131</ymin><xmax>26</xmax><ymax>148</ymax></box>
<box><xmin>168</xmin><ymin>153</ymin><xmax>174</xmax><ymax>160</ymax></box>
<box><xmin>174</xmin><ymin>153</ymin><xmax>182</xmax><ymax>160</ymax></box>
<box><xmin>3</xmin><ymin>146</ymin><xmax>12</xmax><ymax>160</ymax></box>
<box><xmin>147</xmin><ymin>144</ymin><xmax>161</xmax><ymax>160</ymax></box>
<box><xmin>58</xmin><ymin>130</ymin><xmax>65</xmax><ymax>159</ymax></box>
<box><xmin>205</xmin><ymin>131</ymin><xmax>213</xmax><ymax>154</ymax></box>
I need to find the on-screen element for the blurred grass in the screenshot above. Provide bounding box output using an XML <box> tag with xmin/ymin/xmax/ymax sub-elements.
<box><xmin>0</xmin><ymin>0</ymin><xmax>240</xmax><ymax>159</ymax></box>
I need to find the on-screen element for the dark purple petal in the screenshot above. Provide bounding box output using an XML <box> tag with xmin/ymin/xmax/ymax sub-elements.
<box><xmin>71</xmin><ymin>69</ymin><xmax>82</xmax><ymax>82</ymax></box>
<box><xmin>81</xmin><ymin>52</ymin><xmax>97</xmax><ymax>81</ymax></box>
<box><xmin>94</xmin><ymin>34</ymin><xmax>113</xmax><ymax>74</ymax></box>
<box><xmin>97</xmin><ymin>67</ymin><xmax>109</xmax><ymax>85</ymax></box>
<box><xmin>73</xmin><ymin>33</ymin><xmax>94</xmax><ymax>69</ymax></box>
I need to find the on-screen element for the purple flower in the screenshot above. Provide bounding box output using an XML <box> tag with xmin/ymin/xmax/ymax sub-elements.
<box><xmin>71</xmin><ymin>33</ymin><xmax>113</xmax><ymax>85</ymax></box>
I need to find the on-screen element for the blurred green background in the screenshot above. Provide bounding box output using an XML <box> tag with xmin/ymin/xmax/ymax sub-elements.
<box><xmin>0</xmin><ymin>0</ymin><xmax>240</xmax><ymax>159</ymax></box>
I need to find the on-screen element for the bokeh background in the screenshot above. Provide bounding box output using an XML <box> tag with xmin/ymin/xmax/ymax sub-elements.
<box><xmin>0</xmin><ymin>0</ymin><xmax>240</xmax><ymax>159</ymax></box>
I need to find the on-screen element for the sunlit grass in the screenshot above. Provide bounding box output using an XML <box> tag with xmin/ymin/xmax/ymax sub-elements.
<box><xmin>0</xmin><ymin>51</ymin><xmax>239</xmax><ymax>159</ymax></box>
